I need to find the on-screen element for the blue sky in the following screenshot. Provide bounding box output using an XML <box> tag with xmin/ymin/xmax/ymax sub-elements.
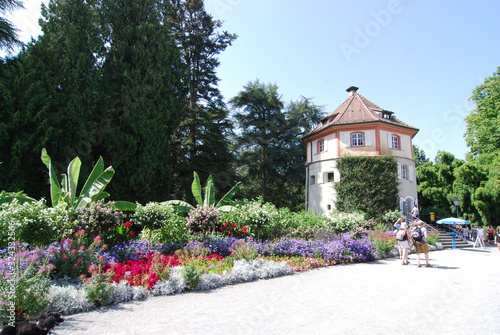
<box><xmin>8</xmin><ymin>0</ymin><xmax>500</xmax><ymax>161</ymax></box>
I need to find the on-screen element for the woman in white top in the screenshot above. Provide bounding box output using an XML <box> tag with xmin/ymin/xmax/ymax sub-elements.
<box><xmin>473</xmin><ymin>226</ymin><xmax>485</xmax><ymax>249</ymax></box>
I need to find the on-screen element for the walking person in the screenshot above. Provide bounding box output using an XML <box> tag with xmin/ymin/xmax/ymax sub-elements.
<box><xmin>394</xmin><ymin>218</ymin><xmax>405</xmax><ymax>259</ymax></box>
<box><xmin>410</xmin><ymin>204</ymin><xmax>420</xmax><ymax>220</ymax></box>
<box><xmin>473</xmin><ymin>225</ymin><xmax>485</xmax><ymax>249</ymax></box>
<box><xmin>396</xmin><ymin>222</ymin><xmax>411</xmax><ymax>265</ymax></box>
<box><xmin>487</xmin><ymin>225</ymin><xmax>495</xmax><ymax>245</ymax></box>
<box><xmin>412</xmin><ymin>220</ymin><xmax>432</xmax><ymax>267</ymax></box>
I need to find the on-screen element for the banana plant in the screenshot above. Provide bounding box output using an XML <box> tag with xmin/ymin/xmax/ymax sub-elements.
<box><xmin>166</xmin><ymin>171</ymin><xmax>241</xmax><ymax>213</ymax></box>
<box><xmin>41</xmin><ymin>149</ymin><xmax>136</xmax><ymax>213</ymax></box>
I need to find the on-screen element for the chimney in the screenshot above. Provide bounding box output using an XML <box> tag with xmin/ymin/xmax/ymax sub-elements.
<box><xmin>346</xmin><ymin>86</ymin><xmax>359</xmax><ymax>96</ymax></box>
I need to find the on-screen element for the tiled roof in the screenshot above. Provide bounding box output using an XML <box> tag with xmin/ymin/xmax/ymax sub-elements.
<box><xmin>304</xmin><ymin>87</ymin><xmax>419</xmax><ymax>138</ymax></box>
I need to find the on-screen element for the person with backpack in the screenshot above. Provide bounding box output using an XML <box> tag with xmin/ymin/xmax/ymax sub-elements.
<box><xmin>395</xmin><ymin>222</ymin><xmax>411</xmax><ymax>265</ymax></box>
<box><xmin>412</xmin><ymin>220</ymin><xmax>432</xmax><ymax>267</ymax></box>
<box><xmin>393</xmin><ymin>218</ymin><xmax>405</xmax><ymax>259</ymax></box>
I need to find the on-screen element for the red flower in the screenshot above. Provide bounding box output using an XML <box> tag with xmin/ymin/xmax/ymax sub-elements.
<box><xmin>124</xmin><ymin>221</ymin><xmax>132</xmax><ymax>228</ymax></box>
<box><xmin>129</xmin><ymin>231</ymin><xmax>136</xmax><ymax>237</ymax></box>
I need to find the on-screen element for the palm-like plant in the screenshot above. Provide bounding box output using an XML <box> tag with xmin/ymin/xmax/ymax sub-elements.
<box><xmin>41</xmin><ymin>148</ymin><xmax>136</xmax><ymax>213</ymax></box>
<box><xmin>165</xmin><ymin>171</ymin><xmax>240</xmax><ymax>213</ymax></box>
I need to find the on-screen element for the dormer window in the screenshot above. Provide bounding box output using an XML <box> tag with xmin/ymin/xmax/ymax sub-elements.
<box><xmin>383</xmin><ymin>113</ymin><xmax>390</xmax><ymax>119</ymax></box>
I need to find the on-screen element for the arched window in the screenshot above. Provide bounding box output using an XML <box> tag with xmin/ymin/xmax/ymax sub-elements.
<box><xmin>351</xmin><ymin>133</ymin><xmax>364</xmax><ymax>146</ymax></box>
<box><xmin>318</xmin><ymin>139</ymin><xmax>325</xmax><ymax>153</ymax></box>
<box><xmin>391</xmin><ymin>134</ymin><xmax>400</xmax><ymax>149</ymax></box>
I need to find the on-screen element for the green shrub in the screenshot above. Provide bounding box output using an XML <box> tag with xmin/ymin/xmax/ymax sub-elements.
<box><xmin>0</xmin><ymin>199</ymin><xmax>73</xmax><ymax>247</ymax></box>
<box><xmin>426</xmin><ymin>231</ymin><xmax>440</xmax><ymax>245</ymax></box>
<box><xmin>182</xmin><ymin>264</ymin><xmax>204</xmax><ymax>290</ymax></box>
<box><xmin>83</xmin><ymin>273</ymin><xmax>114</xmax><ymax>307</ymax></box>
<box><xmin>133</xmin><ymin>202</ymin><xmax>189</xmax><ymax>243</ymax></box>
<box><xmin>284</xmin><ymin>210</ymin><xmax>330</xmax><ymax>239</ymax></box>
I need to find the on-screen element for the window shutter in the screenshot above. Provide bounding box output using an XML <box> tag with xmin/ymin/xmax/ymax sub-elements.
<box><xmin>318</xmin><ymin>173</ymin><xmax>324</xmax><ymax>184</ymax></box>
<box><xmin>400</xmin><ymin>136</ymin><xmax>404</xmax><ymax>151</ymax></box>
<box><xmin>334</xmin><ymin>170</ymin><xmax>341</xmax><ymax>182</ymax></box>
<box><xmin>365</xmin><ymin>131</ymin><xmax>372</xmax><ymax>146</ymax></box>
<box><xmin>388</xmin><ymin>133</ymin><xmax>393</xmax><ymax>148</ymax></box>
<box><xmin>397</xmin><ymin>163</ymin><xmax>402</xmax><ymax>179</ymax></box>
<box><xmin>409</xmin><ymin>165</ymin><xmax>414</xmax><ymax>181</ymax></box>
<box><xmin>324</xmin><ymin>139</ymin><xmax>328</xmax><ymax>151</ymax></box>
<box><xmin>343</xmin><ymin>132</ymin><xmax>350</xmax><ymax>147</ymax></box>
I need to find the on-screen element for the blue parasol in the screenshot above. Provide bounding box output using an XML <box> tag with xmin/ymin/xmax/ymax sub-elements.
<box><xmin>436</xmin><ymin>217</ymin><xmax>470</xmax><ymax>225</ymax></box>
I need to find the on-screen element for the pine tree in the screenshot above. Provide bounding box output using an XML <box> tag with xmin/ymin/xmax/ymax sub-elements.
<box><xmin>167</xmin><ymin>0</ymin><xmax>237</xmax><ymax>201</ymax></box>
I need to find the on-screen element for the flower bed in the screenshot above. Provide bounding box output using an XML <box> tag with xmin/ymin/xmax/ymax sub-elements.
<box><xmin>0</xmin><ymin>233</ymin><xmax>377</xmax><ymax>325</ymax></box>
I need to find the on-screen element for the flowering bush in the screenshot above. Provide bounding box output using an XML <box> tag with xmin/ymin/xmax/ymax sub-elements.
<box><xmin>222</xmin><ymin>199</ymin><xmax>280</xmax><ymax>239</ymax></box>
<box><xmin>0</xmin><ymin>244</ymin><xmax>53</xmax><ymax>321</ymax></box>
<box><xmin>49</xmin><ymin>231</ymin><xmax>106</xmax><ymax>279</ymax></box>
<box><xmin>228</xmin><ymin>239</ymin><xmax>259</xmax><ymax>261</ymax></box>
<box><xmin>74</xmin><ymin>200</ymin><xmax>127</xmax><ymax>247</ymax></box>
<box><xmin>325</xmin><ymin>211</ymin><xmax>366</xmax><ymax>233</ymax></box>
<box><xmin>186</xmin><ymin>205</ymin><xmax>220</xmax><ymax>237</ymax></box>
<box><xmin>368</xmin><ymin>230</ymin><xmax>396</xmax><ymax>257</ymax></box>
<box><xmin>0</xmin><ymin>199</ymin><xmax>73</xmax><ymax>247</ymax></box>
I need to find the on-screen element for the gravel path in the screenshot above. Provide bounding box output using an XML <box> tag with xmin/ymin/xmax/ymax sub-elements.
<box><xmin>53</xmin><ymin>246</ymin><xmax>500</xmax><ymax>335</ymax></box>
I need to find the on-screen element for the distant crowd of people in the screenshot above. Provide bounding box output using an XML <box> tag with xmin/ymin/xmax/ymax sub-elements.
<box><xmin>453</xmin><ymin>225</ymin><xmax>500</xmax><ymax>250</ymax></box>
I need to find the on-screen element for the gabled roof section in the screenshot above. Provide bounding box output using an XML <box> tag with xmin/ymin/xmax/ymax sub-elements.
<box><xmin>304</xmin><ymin>86</ymin><xmax>419</xmax><ymax>139</ymax></box>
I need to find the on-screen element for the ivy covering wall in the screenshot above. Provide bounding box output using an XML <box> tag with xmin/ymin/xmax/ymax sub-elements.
<box><xmin>335</xmin><ymin>156</ymin><xmax>399</xmax><ymax>218</ymax></box>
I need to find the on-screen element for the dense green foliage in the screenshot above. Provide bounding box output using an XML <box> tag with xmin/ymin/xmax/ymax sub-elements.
<box><xmin>230</xmin><ymin>81</ymin><xmax>324</xmax><ymax>209</ymax></box>
<box><xmin>335</xmin><ymin>156</ymin><xmax>398</xmax><ymax>219</ymax></box>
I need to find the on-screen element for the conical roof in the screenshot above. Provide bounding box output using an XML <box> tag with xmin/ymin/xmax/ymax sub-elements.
<box><xmin>304</xmin><ymin>87</ymin><xmax>418</xmax><ymax>138</ymax></box>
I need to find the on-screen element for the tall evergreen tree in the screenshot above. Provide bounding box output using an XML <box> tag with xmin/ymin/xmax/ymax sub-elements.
<box><xmin>167</xmin><ymin>0</ymin><xmax>237</xmax><ymax>201</ymax></box>
<box><xmin>99</xmin><ymin>0</ymin><xmax>187</xmax><ymax>203</ymax></box>
<box><xmin>230</xmin><ymin>80</ymin><xmax>287</xmax><ymax>205</ymax></box>
<box><xmin>0</xmin><ymin>0</ymin><xmax>103</xmax><ymax>198</ymax></box>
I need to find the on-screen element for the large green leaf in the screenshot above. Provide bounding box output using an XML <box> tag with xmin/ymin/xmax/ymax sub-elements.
<box><xmin>66</xmin><ymin>157</ymin><xmax>81</xmax><ymax>206</ymax></box>
<box><xmin>191</xmin><ymin>172</ymin><xmax>203</xmax><ymax>206</ymax></box>
<box><xmin>79</xmin><ymin>156</ymin><xmax>105</xmax><ymax>199</ymax></box>
<box><xmin>113</xmin><ymin>201</ymin><xmax>137</xmax><ymax>212</ymax></box>
<box><xmin>164</xmin><ymin>200</ymin><xmax>194</xmax><ymax>213</ymax></box>
<box><xmin>204</xmin><ymin>176</ymin><xmax>215</xmax><ymax>207</ymax></box>
<box><xmin>217</xmin><ymin>182</ymin><xmax>241</xmax><ymax>208</ymax></box>
<box><xmin>76</xmin><ymin>167</ymin><xmax>115</xmax><ymax>209</ymax></box>
<box><xmin>41</xmin><ymin>148</ymin><xmax>62</xmax><ymax>206</ymax></box>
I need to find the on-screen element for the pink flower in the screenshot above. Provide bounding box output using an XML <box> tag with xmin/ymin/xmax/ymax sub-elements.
<box><xmin>62</xmin><ymin>255</ymin><xmax>69</xmax><ymax>260</ymax></box>
<box><xmin>102</xmin><ymin>244</ymin><xmax>108</xmax><ymax>249</ymax></box>
<box><xmin>93</xmin><ymin>235</ymin><xmax>102</xmax><ymax>243</ymax></box>
<box><xmin>70</xmin><ymin>249</ymin><xmax>77</xmax><ymax>254</ymax></box>
<box><xmin>79</xmin><ymin>245</ymin><xmax>86</xmax><ymax>250</ymax></box>
<box><xmin>75</xmin><ymin>229</ymin><xmax>86</xmax><ymax>235</ymax></box>
<box><xmin>76</xmin><ymin>258</ymin><xmax>83</xmax><ymax>264</ymax></box>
